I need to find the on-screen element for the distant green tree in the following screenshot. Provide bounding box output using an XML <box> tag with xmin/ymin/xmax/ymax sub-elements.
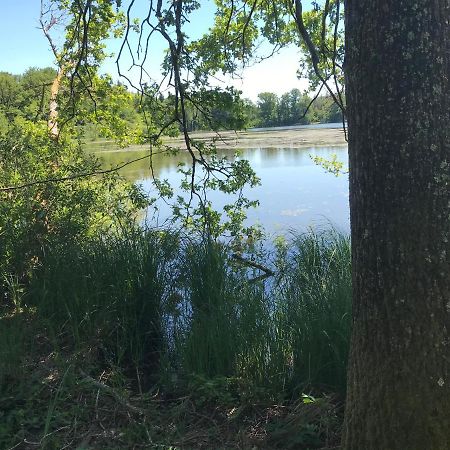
<box><xmin>286</xmin><ymin>89</ymin><xmax>303</xmax><ymax>124</ymax></box>
<box><xmin>241</xmin><ymin>99</ymin><xmax>259</xmax><ymax>128</ymax></box>
<box><xmin>20</xmin><ymin>67</ymin><xmax>57</xmax><ymax>122</ymax></box>
<box><xmin>307</xmin><ymin>95</ymin><xmax>342</xmax><ymax>123</ymax></box>
<box><xmin>278</xmin><ymin>88</ymin><xmax>310</xmax><ymax>126</ymax></box>
<box><xmin>255</xmin><ymin>89</ymin><xmax>341</xmax><ymax>127</ymax></box>
<box><xmin>257</xmin><ymin>92</ymin><xmax>279</xmax><ymax>127</ymax></box>
<box><xmin>185</xmin><ymin>87</ymin><xmax>255</xmax><ymax>131</ymax></box>
<box><xmin>0</xmin><ymin>68</ymin><xmax>57</xmax><ymax>133</ymax></box>
<box><xmin>0</xmin><ymin>72</ymin><xmax>21</xmax><ymax>125</ymax></box>
<box><xmin>278</xmin><ymin>92</ymin><xmax>291</xmax><ymax>125</ymax></box>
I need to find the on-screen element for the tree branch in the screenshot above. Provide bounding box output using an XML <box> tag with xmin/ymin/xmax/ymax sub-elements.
<box><xmin>0</xmin><ymin>150</ymin><xmax>166</xmax><ymax>193</ymax></box>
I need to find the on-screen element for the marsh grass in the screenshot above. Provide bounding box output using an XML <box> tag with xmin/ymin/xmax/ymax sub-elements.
<box><xmin>1</xmin><ymin>228</ymin><xmax>351</xmax><ymax>448</ymax></box>
<box><xmin>26</xmin><ymin>230</ymin><xmax>178</xmax><ymax>385</ymax></box>
<box><xmin>166</xmin><ymin>230</ymin><xmax>351</xmax><ymax>395</ymax></box>
<box><xmin>274</xmin><ymin>230</ymin><xmax>352</xmax><ymax>393</ymax></box>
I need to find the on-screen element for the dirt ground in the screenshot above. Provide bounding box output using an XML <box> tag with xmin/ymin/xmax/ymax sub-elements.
<box><xmin>164</xmin><ymin>126</ymin><xmax>347</xmax><ymax>150</ymax></box>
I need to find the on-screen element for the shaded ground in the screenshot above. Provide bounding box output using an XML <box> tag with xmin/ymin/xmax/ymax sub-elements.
<box><xmin>1</xmin><ymin>310</ymin><xmax>343</xmax><ymax>450</ymax></box>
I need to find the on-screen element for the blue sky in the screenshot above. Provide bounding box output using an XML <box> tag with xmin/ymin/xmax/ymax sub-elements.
<box><xmin>0</xmin><ymin>1</ymin><xmax>309</xmax><ymax>101</ymax></box>
<box><xmin>1</xmin><ymin>1</ymin><xmax>54</xmax><ymax>72</ymax></box>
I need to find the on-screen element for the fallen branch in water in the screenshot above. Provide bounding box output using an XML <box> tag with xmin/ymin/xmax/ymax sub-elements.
<box><xmin>231</xmin><ymin>253</ymin><xmax>275</xmax><ymax>283</ymax></box>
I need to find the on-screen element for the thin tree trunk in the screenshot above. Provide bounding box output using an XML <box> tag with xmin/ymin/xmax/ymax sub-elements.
<box><xmin>48</xmin><ymin>67</ymin><xmax>65</xmax><ymax>139</ymax></box>
<box><xmin>343</xmin><ymin>1</ymin><xmax>450</xmax><ymax>449</ymax></box>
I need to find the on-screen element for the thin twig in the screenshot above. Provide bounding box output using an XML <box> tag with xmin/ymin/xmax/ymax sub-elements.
<box><xmin>0</xmin><ymin>150</ymin><xmax>167</xmax><ymax>193</ymax></box>
<box><xmin>79</xmin><ymin>370</ymin><xmax>147</xmax><ymax>415</ymax></box>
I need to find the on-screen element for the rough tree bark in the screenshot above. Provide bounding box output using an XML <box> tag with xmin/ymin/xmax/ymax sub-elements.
<box><xmin>343</xmin><ymin>1</ymin><xmax>450</xmax><ymax>449</ymax></box>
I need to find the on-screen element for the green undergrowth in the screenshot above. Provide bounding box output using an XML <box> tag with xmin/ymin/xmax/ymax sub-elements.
<box><xmin>1</xmin><ymin>229</ymin><xmax>351</xmax><ymax>449</ymax></box>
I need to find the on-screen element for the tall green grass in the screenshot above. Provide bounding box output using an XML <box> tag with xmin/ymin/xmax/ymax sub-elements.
<box><xmin>173</xmin><ymin>239</ymin><xmax>273</xmax><ymax>385</ymax></box>
<box><xmin>168</xmin><ymin>229</ymin><xmax>351</xmax><ymax>395</ymax></box>
<box><xmin>274</xmin><ymin>230</ymin><xmax>352</xmax><ymax>393</ymax></box>
<box><xmin>26</xmin><ymin>230</ymin><xmax>177</xmax><ymax>384</ymax></box>
<box><xmin>177</xmin><ymin>240</ymin><xmax>240</xmax><ymax>377</ymax></box>
<box><xmin>2</xmin><ymin>228</ymin><xmax>351</xmax><ymax>398</ymax></box>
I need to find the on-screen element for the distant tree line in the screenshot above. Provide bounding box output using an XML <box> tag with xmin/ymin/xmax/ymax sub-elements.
<box><xmin>183</xmin><ymin>88</ymin><xmax>344</xmax><ymax>130</ymax></box>
<box><xmin>252</xmin><ymin>89</ymin><xmax>343</xmax><ymax>128</ymax></box>
<box><xmin>0</xmin><ymin>68</ymin><xmax>145</xmax><ymax>145</ymax></box>
<box><xmin>0</xmin><ymin>68</ymin><xmax>342</xmax><ymax>140</ymax></box>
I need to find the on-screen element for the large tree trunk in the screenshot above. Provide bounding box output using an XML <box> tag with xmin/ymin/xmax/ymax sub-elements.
<box><xmin>343</xmin><ymin>1</ymin><xmax>450</xmax><ymax>449</ymax></box>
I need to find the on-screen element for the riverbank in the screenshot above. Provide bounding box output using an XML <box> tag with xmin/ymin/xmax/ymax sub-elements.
<box><xmin>165</xmin><ymin>126</ymin><xmax>347</xmax><ymax>150</ymax></box>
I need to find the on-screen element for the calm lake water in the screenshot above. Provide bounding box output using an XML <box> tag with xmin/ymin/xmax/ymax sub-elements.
<box><xmin>95</xmin><ymin>142</ymin><xmax>350</xmax><ymax>234</ymax></box>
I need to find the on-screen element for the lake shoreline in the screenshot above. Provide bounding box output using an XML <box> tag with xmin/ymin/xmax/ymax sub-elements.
<box><xmin>90</xmin><ymin>125</ymin><xmax>348</xmax><ymax>153</ymax></box>
<box><xmin>166</xmin><ymin>126</ymin><xmax>347</xmax><ymax>150</ymax></box>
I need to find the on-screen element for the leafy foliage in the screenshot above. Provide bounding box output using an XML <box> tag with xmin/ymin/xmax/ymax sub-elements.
<box><xmin>0</xmin><ymin>68</ymin><xmax>57</xmax><ymax>132</ymax></box>
<box><xmin>0</xmin><ymin>119</ymin><xmax>147</xmax><ymax>283</ymax></box>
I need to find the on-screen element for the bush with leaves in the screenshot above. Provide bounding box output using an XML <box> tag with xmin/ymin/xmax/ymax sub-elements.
<box><xmin>0</xmin><ymin>118</ymin><xmax>148</xmax><ymax>290</ymax></box>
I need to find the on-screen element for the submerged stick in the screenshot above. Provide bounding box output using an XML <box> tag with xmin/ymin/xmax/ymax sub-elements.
<box><xmin>231</xmin><ymin>253</ymin><xmax>275</xmax><ymax>283</ymax></box>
